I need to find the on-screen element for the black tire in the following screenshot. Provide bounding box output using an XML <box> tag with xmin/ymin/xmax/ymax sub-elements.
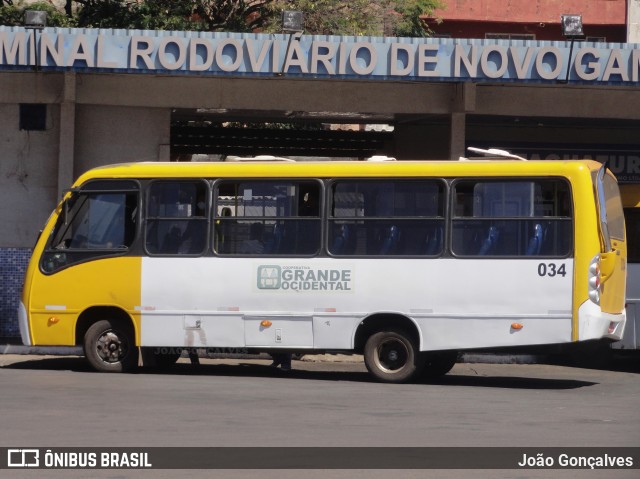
<box><xmin>140</xmin><ymin>347</ymin><xmax>182</xmax><ymax>369</ymax></box>
<box><xmin>83</xmin><ymin>319</ymin><xmax>137</xmax><ymax>373</ymax></box>
<box><xmin>363</xmin><ymin>330</ymin><xmax>422</xmax><ymax>383</ymax></box>
<box><xmin>420</xmin><ymin>351</ymin><xmax>458</xmax><ymax>380</ymax></box>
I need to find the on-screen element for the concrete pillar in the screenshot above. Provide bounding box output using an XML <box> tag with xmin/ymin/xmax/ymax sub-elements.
<box><xmin>449</xmin><ymin>112</ymin><xmax>466</xmax><ymax>160</ymax></box>
<box><xmin>158</xmin><ymin>144</ymin><xmax>171</xmax><ymax>162</ymax></box>
<box><xmin>58</xmin><ymin>73</ymin><xmax>76</xmax><ymax>197</ymax></box>
<box><xmin>628</xmin><ymin>0</ymin><xmax>640</xmax><ymax>43</ymax></box>
<box><xmin>449</xmin><ymin>82</ymin><xmax>476</xmax><ymax>160</ymax></box>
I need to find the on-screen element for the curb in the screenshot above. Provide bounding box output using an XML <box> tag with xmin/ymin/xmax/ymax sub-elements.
<box><xmin>1</xmin><ymin>345</ymin><xmax>83</xmax><ymax>355</ymax></box>
<box><xmin>0</xmin><ymin>345</ymin><xmax>541</xmax><ymax>364</ymax></box>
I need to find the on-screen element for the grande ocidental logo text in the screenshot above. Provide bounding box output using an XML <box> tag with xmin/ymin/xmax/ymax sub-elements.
<box><xmin>257</xmin><ymin>265</ymin><xmax>352</xmax><ymax>292</ymax></box>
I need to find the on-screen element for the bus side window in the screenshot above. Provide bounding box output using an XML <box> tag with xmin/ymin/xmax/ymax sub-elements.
<box><xmin>214</xmin><ymin>207</ymin><xmax>233</xmax><ymax>252</ymax></box>
<box><xmin>478</xmin><ymin>226</ymin><xmax>499</xmax><ymax>255</ymax></box>
<box><xmin>145</xmin><ymin>181</ymin><xmax>208</xmax><ymax>256</ymax></box>
<box><xmin>378</xmin><ymin>225</ymin><xmax>400</xmax><ymax>255</ymax></box>
<box><xmin>424</xmin><ymin>225</ymin><xmax>443</xmax><ymax>255</ymax></box>
<box><xmin>451</xmin><ymin>179</ymin><xmax>573</xmax><ymax>257</ymax></box>
<box><xmin>330</xmin><ymin>223</ymin><xmax>353</xmax><ymax>254</ymax></box>
<box><xmin>214</xmin><ymin>181</ymin><xmax>321</xmax><ymax>256</ymax></box>
<box><xmin>329</xmin><ymin>180</ymin><xmax>444</xmax><ymax>257</ymax></box>
<box><xmin>161</xmin><ymin>225</ymin><xmax>182</xmax><ymax>253</ymax></box>
<box><xmin>525</xmin><ymin>223</ymin><xmax>545</xmax><ymax>255</ymax></box>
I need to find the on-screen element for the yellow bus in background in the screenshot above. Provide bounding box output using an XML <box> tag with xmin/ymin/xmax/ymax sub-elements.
<box><xmin>19</xmin><ymin>159</ymin><xmax>627</xmax><ymax>382</ymax></box>
<box><xmin>614</xmin><ymin>184</ymin><xmax>640</xmax><ymax>351</ymax></box>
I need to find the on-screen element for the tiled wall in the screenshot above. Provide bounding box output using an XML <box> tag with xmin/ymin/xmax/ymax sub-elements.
<box><xmin>0</xmin><ymin>248</ymin><xmax>31</xmax><ymax>340</ymax></box>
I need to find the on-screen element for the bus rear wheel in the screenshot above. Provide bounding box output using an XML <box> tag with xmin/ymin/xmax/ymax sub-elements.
<box><xmin>364</xmin><ymin>330</ymin><xmax>422</xmax><ymax>383</ymax></box>
<box><xmin>83</xmin><ymin>319</ymin><xmax>137</xmax><ymax>373</ymax></box>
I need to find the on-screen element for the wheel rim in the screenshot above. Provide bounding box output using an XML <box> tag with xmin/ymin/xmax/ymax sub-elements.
<box><xmin>374</xmin><ymin>337</ymin><xmax>409</xmax><ymax>373</ymax></box>
<box><xmin>95</xmin><ymin>329</ymin><xmax>128</xmax><ymax>364</ymax></box>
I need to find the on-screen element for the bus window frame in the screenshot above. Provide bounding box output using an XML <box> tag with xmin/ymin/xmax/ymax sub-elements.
<box><xmin>448</xmin><ymin>176</ymin><xmax>574</xmax><ymax>259</ymax></box>
<box><xmin>143</xmin><ymin>178</ymin><xmax>211</xmax><ymax>257</ymax></box>
<box><xmin>212</xmin><ymin>178</ymin><xmax>324</xmax><ymax>258</ymax></box>
<box><xmin>326</xmin><ymin>177</ymin><xmax>448</xmax><ymax>258</ymax></box>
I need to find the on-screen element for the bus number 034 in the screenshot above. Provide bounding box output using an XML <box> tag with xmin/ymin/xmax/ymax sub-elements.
<box><xmin>537</xmin><ymin>263</ymin><xmax>567</xmax><ymax>277</ymax></box>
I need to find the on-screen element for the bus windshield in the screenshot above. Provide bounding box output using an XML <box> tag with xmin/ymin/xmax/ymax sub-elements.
<box><xmin>41</xmin><ymin>181</ymin><xmax>138</xmax><ymax>273</ymax></box>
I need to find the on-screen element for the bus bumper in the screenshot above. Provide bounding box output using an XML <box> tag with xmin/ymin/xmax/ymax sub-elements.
<box><xmin>577</xmin><ymin>300</ymin><xmax>626</xmax><ymax>342</ymax></box>
<box><xmin>18</xmin><ymin>302</ymin><xmax>32</xmax><ymax>346</ymax></box>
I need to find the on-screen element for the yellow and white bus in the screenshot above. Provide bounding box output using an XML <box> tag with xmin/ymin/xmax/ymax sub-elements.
<box><xmin>19</xmin><ymin>159</ymin><xmax>627</xmax><ymax>382</ymax></box>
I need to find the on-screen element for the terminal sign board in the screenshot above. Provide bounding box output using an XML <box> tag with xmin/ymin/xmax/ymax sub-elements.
<box><xmin>1</xmin><ymin>27</ymin><xmax>640</xmax><ymax>85</ymax></box>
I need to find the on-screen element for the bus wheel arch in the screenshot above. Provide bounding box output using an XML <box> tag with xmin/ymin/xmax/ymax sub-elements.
<box><xmin>76</xmin><ymin>307</ymin><xmax>137</xmax><ymax>373</ymax></box>
<box><xmin>355</xmin><ymin>314</ymin><xmax>423</xmax><ymax>383</ymax></box>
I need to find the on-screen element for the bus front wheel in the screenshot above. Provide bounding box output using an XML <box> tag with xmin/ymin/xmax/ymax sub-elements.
<box><xmin>83</xmin><ymin>319</ymin><xmax>137</xmax><ymax>373</ymax></box>
<box><xmin>364</xmin><ymin>330</ymin><xmax>422</xmax><ymax>383</ymax></box>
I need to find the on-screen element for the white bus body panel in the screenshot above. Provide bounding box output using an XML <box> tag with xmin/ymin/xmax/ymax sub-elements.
<box><xmin>140</xmin><ymin>257</ymin><xmax>575</xmax><ymax>351</ymax></box>
<box><xmin>577</xmin><ymin>300</ymin><xmax>626</xmax><ymax>341</ymax></box>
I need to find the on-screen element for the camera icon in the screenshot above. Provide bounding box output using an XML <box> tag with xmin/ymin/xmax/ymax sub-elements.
<box><xmin>7</xmin><ymin>449</ymin><xmax>40</xmax><ymax>467</ymax></box>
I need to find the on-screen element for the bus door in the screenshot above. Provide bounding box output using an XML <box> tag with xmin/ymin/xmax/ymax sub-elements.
<box><xmin>594</xmin><ymin>166</ymin><xmax>627</xmax><ymax>315</ymax></box>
